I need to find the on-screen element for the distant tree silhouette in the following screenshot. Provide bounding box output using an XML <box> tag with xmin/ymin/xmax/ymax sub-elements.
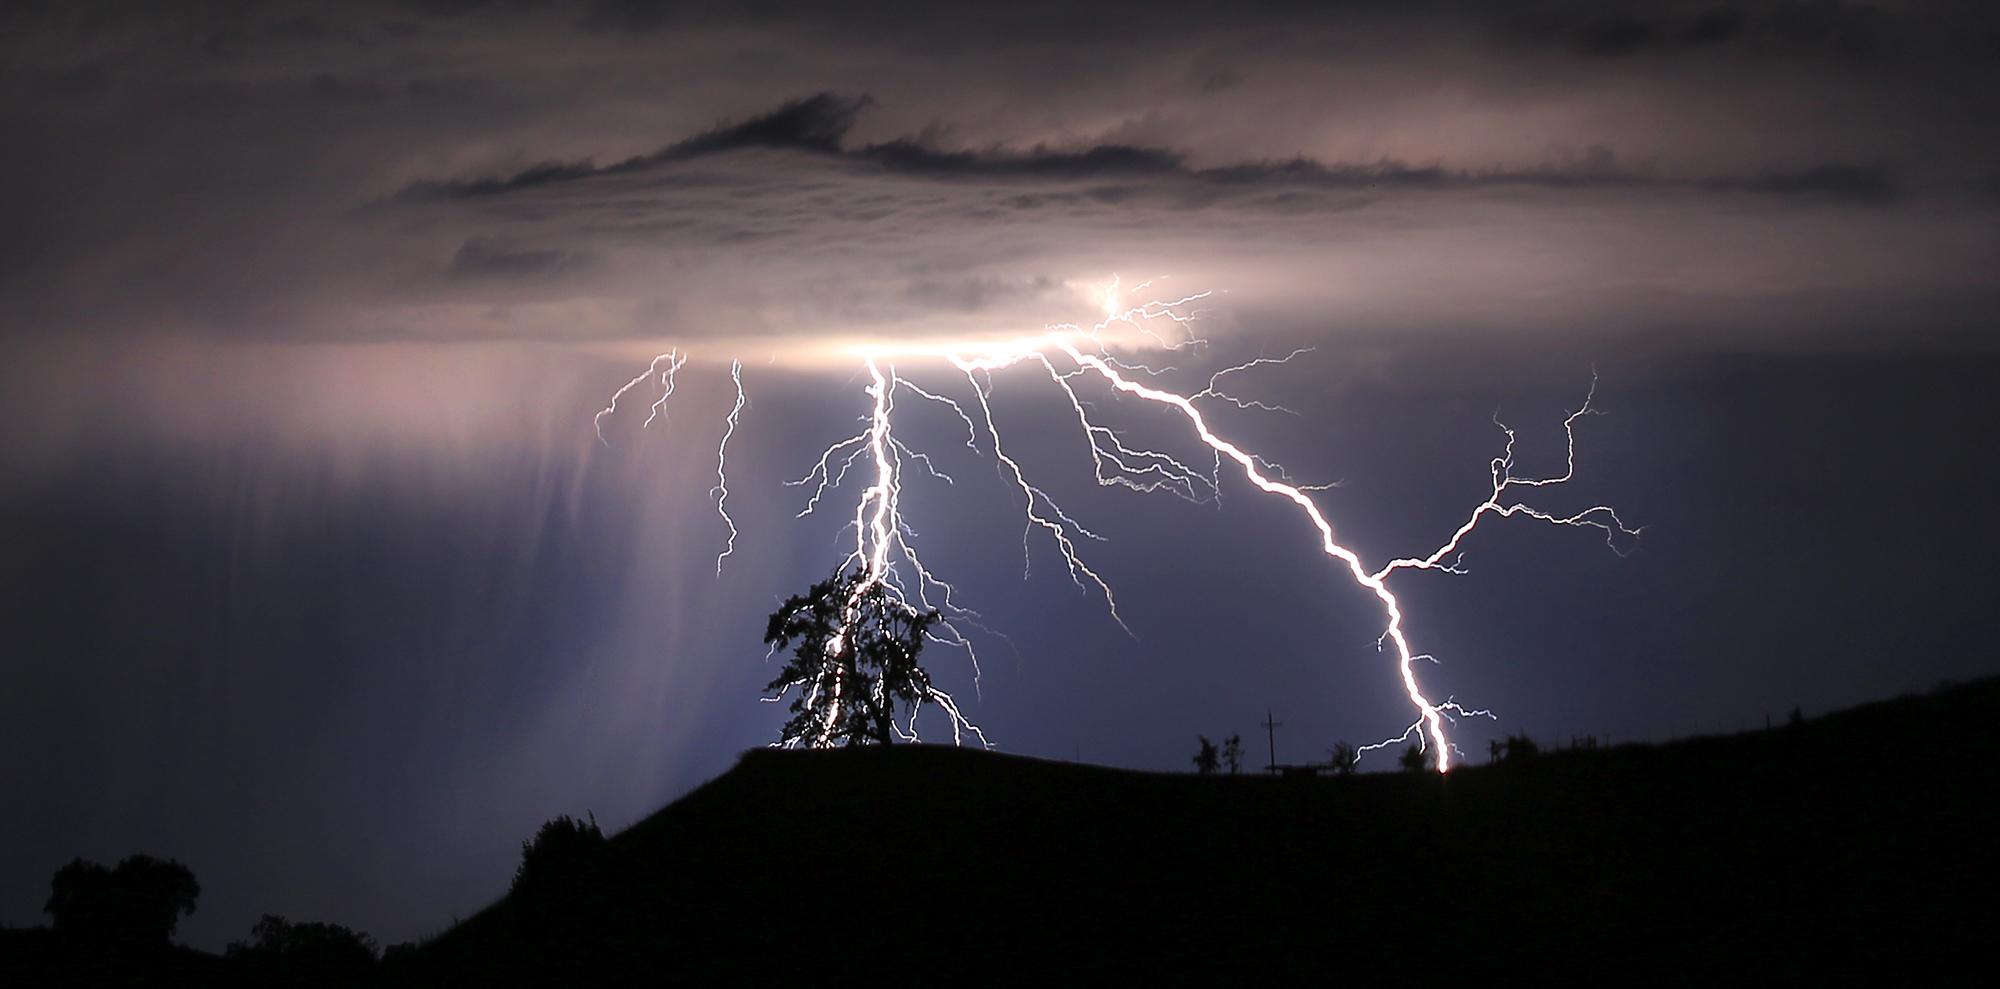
<box><xmin>1327</xmin><ymin>741</ymin><xmax>1358</xmax><ymax>775</ymax></box>
<box><xmin>1489</xmin><ymin>738</ymin><xmax>1505</xmax><ymax>763</ymax></box>
<box><xmin>764</xmin><ymin>567</ymin><xmax>941</xmax><ymax>747</ymax></box>
<box><xmin>43</xmin><ymin>855</ymin><xmax>199</xmax><ymax>951</ymax></box>
<box><xmin>513</xmin><ymin>813</ymin><xmax>609</xmax><ymax>899</ymax></box>
<box><xmin>1399</xmin><ymin>744</ymin><xmax>1434</xmax><ymax>774</ymax></box>
<box><xmin>1503</xmin><ymin>733</ymin><xmax>1541</xmax><ymax>762</ymax></box>
<box><xmin>225</xmin><ymin>914</ymin><xmax>377</xmax><ymax>986</ymax></box>
<box><xmin>505</xmin><ymin>813</ymin><xmax>618</xmax><ymax>956</ymax></box>
<box><xmin>1193</xmin><ymin>735</ymin><xmax>1220</xmax><ymax>774</ymax></box>
<box><xmin>1222</xmin><ymin>734</ymin><xmax>1244</xmax><ymax>774</ymax></box>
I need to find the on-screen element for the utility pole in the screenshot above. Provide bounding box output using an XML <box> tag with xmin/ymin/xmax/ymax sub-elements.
<box><xmin>1261</xmin><ymin>709</ymin><xmax>1283</xmax><ymax>773</ymax></box>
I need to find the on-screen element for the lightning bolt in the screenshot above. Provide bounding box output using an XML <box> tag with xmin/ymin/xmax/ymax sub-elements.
<box><xmin>1048</xmin><ymin>343</ymin><xmax>1573</xmax><ymax>772</ymax></box>
<box><xmin>772</xmin><ymin>355</ymin><xmax>990</xmax><ymax>747</ymax></box>
<box><xmin>599</xmin><ymin>277</ymin><xmax>1637</xmax><ymax>768</ymax></box>
<box><xmin>711</xmin><ymin>359</ymin><xmax>746</xmax><ymax>575</ymax></box>
<box><xmin>643</xmin><ymin>350</ymin><xmax>689</xmax><ymax>428</ymax></box>
<box><xmin>594</xmin><ymin>348</ymin><xmax>686</xmax><ymax>445</ymax></box>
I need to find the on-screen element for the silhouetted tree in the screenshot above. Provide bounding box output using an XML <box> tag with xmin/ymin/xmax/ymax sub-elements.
<box><xmin>764</xmin><ymin>567</ymin><xmax>941</xmax><ymax>747</ymax></box>
<box><xmin>1489</xmin><ymin>738</ymin><xmax>1505</xmax><ymax>763</ymax></box>
<box><xmin>1502</xmin><ymin>733</ymin><xmax>1540</xmax><ymax>762</ymax></box>
<box><xmin>1222</xmin><ymin>734</ymin><xmax>1244</xmax><ymax>774</ymax></box>
<box><xmin>43</xmin><ymin>855</ymin><xmax>199</xmax><ymax>951</ymax></box>
<box><xmin>226</xmin><ymin>914</ymin><xmax>377</xmax><ymax>986</ymax></box>
<box><xmin>513</xmin><ymin>813</ymin><xmax>609</xmax><ymax>899</ymax></box>
<box><xmin>1327</xmin><ymin>741</ymin><xmax>1358</xmax><ymax>775</ymax></box>
<box><xmin>1399</xmin><ymin>744</ymin><xmax>1434</xmax><ymax>774</ymax></box>
<box><xmin>1193</xmin><ymin>735</ymin><xmax>1220</xmax><ymax>774</ymax></box>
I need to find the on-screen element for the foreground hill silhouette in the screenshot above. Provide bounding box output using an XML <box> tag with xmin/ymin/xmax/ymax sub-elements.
<box><xmin>386</xmin><ymin>678</ymin><xmax>1996</xmax><ymax>984</ymax></box>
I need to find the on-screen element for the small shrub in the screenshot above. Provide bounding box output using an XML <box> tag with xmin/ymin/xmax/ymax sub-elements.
<box><xmin>1399</xmin><ymin>744</ymin><xmax>1434</xmax><ymax>774</ymax></box>
<box><xmin>513</xmin><ymin>813</ymin><xmax>609</xmax><ymax>898</ymax></box>
<box><xmin>1502</xmin><ymin>733</ymin><xmax>1541</xmax><ymax>762</ymax></box>
<box><xmin>226</xmin><ymin>914</ymin><xmax>378</xmax><ymax>985</ymax></box>
<box><xmin>1328</xmin><ymin>741</ymin><xmax>1358</xmax><ymax>775</ymax></box>
<box><xmin>1192</xmin><ymin>736</ymin><xmax>1220</xmax><ymax>775</ymax></box>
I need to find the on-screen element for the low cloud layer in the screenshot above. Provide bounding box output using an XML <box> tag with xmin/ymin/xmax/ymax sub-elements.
<box><xmin>0</xmin><ymin>1</ymin><xmax>1993</xmax><ymax>352</ymax></box>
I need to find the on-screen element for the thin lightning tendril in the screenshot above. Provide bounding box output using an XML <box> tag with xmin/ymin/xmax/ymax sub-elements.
<box><xmin>594</xmin><ymin>349</ymin><xmax>686</xmax><ymax>445</ymax></box>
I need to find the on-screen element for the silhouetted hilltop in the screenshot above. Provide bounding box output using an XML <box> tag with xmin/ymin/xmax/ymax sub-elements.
<box><xmin>392</xmin><ymin>678</ymin><xmax>1999</xmax><ymax>985</ymax></box>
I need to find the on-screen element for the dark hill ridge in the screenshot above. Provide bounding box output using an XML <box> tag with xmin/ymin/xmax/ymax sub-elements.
<box><xmin>393</xmin><ymin>678</ymin><xmax>1999</xmax><ymax>984</ymax></box>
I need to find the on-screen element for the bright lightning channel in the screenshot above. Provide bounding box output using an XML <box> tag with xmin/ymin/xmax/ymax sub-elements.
<box><xmin>600</xmin><ymin>279</ymin><xmax>1638</xmax><ymax>769</ymax></box>
<box><xmin>594</xmin><ymin>348</ymin><xmax>686</xmax><ymax>445</ymax></box>
<box><xmin>711</xmin><ymin>359</ymin><xmax>746</xmax><ymax>575</ymax></box>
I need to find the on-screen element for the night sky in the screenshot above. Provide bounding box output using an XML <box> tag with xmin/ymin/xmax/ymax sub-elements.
<box><xmin>3</xmin><ymin>0</ymin><xmax>1998</xmax><ymax>952</ymax></box>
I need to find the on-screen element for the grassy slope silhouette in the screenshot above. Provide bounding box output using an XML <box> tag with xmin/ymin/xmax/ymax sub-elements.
<box><xmin>388</xmin><ymin>677</ymin><xmax>1997</xmax><ymax>984</ymax></box>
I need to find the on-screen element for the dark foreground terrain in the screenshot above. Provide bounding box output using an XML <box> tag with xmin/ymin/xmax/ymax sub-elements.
<box><xmin>409</xmin><ymin>679</ymin><xmax>1997</xmax><ymax>985</ymax></box>
<box><xmin>11</xmin><ymin>679</ymin><xmax>1999</xmax><ymax>985</ymax></box>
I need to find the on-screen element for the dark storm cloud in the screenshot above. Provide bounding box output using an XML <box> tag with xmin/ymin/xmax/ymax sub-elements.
<box><xmin>447</xmin><ymin>237</ymin><xmax>602</xmax><ymax>280</ymax></box>
<box><xmin>390</xmin><ymin>91</ymin><xmax>1189</xmax><ymax>204</ymax></box>
<box><xmin>570</xmin><ymin>0</ymin><xmax>1324</xmax><ymax>44</ymax></box>
<box><xmin>862</xmin><ymin>140</ymin><xmax>1182</xmax><ymax>180</ymax></box>
<box><xmin>1492</xmin><ymin>2</ymin><xmax>1895</xmax><ymax>60</ymax></box>
<box><xmin>1731</xmin><ymin>163</ymin><xmax>1895</xmax><ymax>202</ymax></box>
<box><xmin>1</xmin><ymin>0</ymin><xmax>1992</xmax><ymax>350</ymax></box>
<box><xmin>1203</xmin><ymin>155</ymin><xmax>1901</xmax><ymax>203</ymax></box>
<box><xmin>903</xmin><ymin>273</ymin><xmax>1060</xmax><ymax>313</ymax></box>
<box><xmin>576</xmin><ymin>0</ymin><xmax>1933</xmax><ymax>63</ymax></box>
<box><xmin>397</xmin><ymin>92</ymin><xmax>1903</xmax><ymax>208</ymax></box>
<box><xmin>396</xmin><ymin>92</ymin><xmax>871</xmax><ymax>201</ymax></box>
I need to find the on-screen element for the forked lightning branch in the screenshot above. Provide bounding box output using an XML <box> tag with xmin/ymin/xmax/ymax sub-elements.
<box><xmin>595</xmin><ymin>280</ymin><xmax>1640</xmax><ymax>771</ymax></box>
